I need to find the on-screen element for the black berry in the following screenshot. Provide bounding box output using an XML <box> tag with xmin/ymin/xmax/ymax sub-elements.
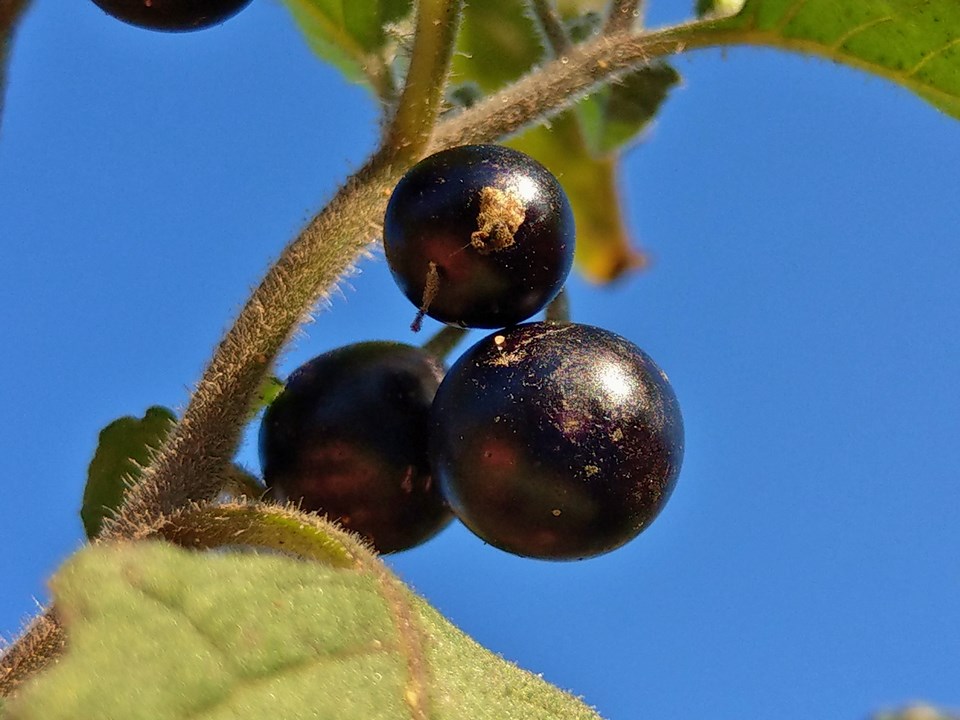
<box><xmin>429</xmin><ymin>322</ymin><xmax>684</xmax><ymax>560</ymax></box>
<box><xmin>90</xmin><ymin>0</ymin><xmax>252</xmax><ymax>31</ymax></box>
<box><xmin>383</xmin><ymin>144</ymin><xmax>575</xmax><ymax>329</ymax></box>
<box><xmin>259</xmin><ymin>342</ymin><xmax>453</xmax><ymax>554</ymax></box>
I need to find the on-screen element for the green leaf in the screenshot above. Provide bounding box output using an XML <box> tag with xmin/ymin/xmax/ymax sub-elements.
<box><xmin>6</xmin><ymin>541</ymin><xmax>603</xmax><ymax>720</ymax></box>
<box><xmin>247</xmin><ymin>375</ymin><xmax>284</xmax><ymax>420</ymax></box>
<box><xmin>691</xmin><ymin>0</ymin><xmax>960</xmax><ymax>119</ymax></box>
<box><xmin>81</xmin><ymin>407</ymin><xmax>176</xmax><ymax>539</ymax></box>
<box><xmin>451</xmin><ymin>0</ymin><xmax>677</xmax><ymax>281</ymax></box>
<box><xmin>283</xmin><ymin>0</ymin><xmax>413</xmax><ymax>96</ymax></box>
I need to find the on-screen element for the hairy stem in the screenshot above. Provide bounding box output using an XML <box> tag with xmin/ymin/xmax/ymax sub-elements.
<box><xmin>529</xmin><ymin>0</ymin><xmax>571</xmax><ymax>56</ymax></box>
<box><xmin>383</xmin><ymin>0</ymin><xmax>463</xmax><ymax>162</ymax></box>
<box><xmin>431</xmin><ymin>22</ymin><xmax>705</xmax><ymax>150</ymax></box>
<box><xmin>0</xmin><ymin>610</ymin><xmax>63</xmax><ymax>697</ymax></box>
<box><xmin>605</xmin><ymin>0</ymin><xmax>643</xmax><ymax>34</ymax></box>
<box><xmin>103</xmin><ymin>0</ymin><xmax>463</xmax><ymax>541</ymax></box>
<box><xmin>100</xmin><ymin>160</ymin><xmax>401</xmax><ymax>539</ymax></box>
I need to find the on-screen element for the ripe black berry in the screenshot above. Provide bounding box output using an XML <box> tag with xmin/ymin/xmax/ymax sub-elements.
<box><xmin>90</xmin><ymin>0</ymin><xmax>252</xmax><ymax>32</ymax></box>
<box><xmin>259</xmin><ymin>342</ymin><xmax>453</xmax><ymax>554</ymax></box>
<box><xmin>429</xmin><ymin>322</ymin><xmax>684</xmax><ymax>560</ymax></box>
<box><xmin>383</xmin><ymin>144</ymin><xmax>575</xmax><ymax>329</ymax></box>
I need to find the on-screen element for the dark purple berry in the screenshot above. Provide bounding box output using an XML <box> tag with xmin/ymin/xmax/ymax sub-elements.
<box><xmin>90</xmin><ymin>0</ymin><xmax>252</xmax><ymax>31</ymax></box>
<box><xmin>429</xmin><ymin>322</ymin><xmax>684</xmax><ymax>560</ymax></box>
<box><xmin>259</xmin><ymin>342</ymin><xmax>453</xmax><ymax>554</ymax></box>
<box><xmin>383</xmin><ymin>144</ymin><xmax>575</xmax><ymax>329</ymax></box>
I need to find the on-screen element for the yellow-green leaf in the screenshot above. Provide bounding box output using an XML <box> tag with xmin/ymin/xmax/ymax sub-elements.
<box><xmin>690</xmin><ymin>0</ymin><xmax>960</xmax><ymax>118</ymax></box>
<box><xmin>507</xmin><ymin>116</ymin><xmax>648</xmax><ymax>282</ymax></box>
<box><xmin>6</xmin><ymin>540</ymin><xmax>603</xmax><ymax>720</ymax></box>
<box><xmin>283</xmin><ymin>0</ymin><xmax>413</xmax><ymax>97</ymax></box>
<box><xmin>81</xmin><ymin>406</ymin><xmax>176</xmax><ymax>539</ymax></box>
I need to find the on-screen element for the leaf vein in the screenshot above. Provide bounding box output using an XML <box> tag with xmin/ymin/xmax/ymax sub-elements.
<box><xmin>830</xmin><ymin>15</ymin><xmax>894</xmax><ymax>51</ymax></box>
<box><xmin>908</xmin><ymin>35</ymin><xmax>960</xmax><ymax>77</ymax></box>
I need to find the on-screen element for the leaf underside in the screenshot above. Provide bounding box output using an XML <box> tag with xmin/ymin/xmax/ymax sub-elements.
<box><xmin>6</xmin><ymin>541</ymin><xmax>602</xmax><ymax>720</ymax></box>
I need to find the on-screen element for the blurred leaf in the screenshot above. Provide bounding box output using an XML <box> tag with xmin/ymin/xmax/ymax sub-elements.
<box><xmin>81</xmin><ymin>407</ymin><xmax>176</xmax><ymax>539</ymax></box>
<box><xmin>508</xmin><ymin>117</ymin><xmax>647</xmax><ymax>281</ymax></box>
<box><xmin>695</xmin><ymin>0</ymin><xmax>746</xmax><ymax>18</ymax></box>
<box><xmin>7</xmin><ymin>540</ymin><xmax>603</xmax><ymax>720</ymax></box>
<box><xmin>247</xmin><ymin>374</ymin><xmax>284</xmax><ymax>420</ymax></box>
<box><xmin>874</xmin><ymin>706</ymin><xmax>960</xmax><ymax>720</ymax></box>
<box><xmin>451</xmin><ymin>0</ymin><xmax>677</xmax><ymax>281</ymax></box>
<box><xmin>578</xmin><ymin>64</ymin><xmax>680</xmax><ymax>155</ymax></box>
<box><xmin>690</xmin><ymin>0</ymin><xmax>960</xmax><ymax>119</ymax></box>
<box><xmin>283</xmin><ymin>0</ymin><xmax>413</xmax><ymax>96</ymax></box>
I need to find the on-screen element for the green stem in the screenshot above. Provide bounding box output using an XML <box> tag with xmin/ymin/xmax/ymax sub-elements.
<box><xmin>383</xmin><ymin>0</ymin><xmax>463</xmax><ymax>162</ymax></box>
<box><xmin>544</xmin><ymin>288</ymin><xmax>570</xmax><ymax>324</ymax></box>
<box><xmin>422</xmin><ymin>325</ymin><xmax>468</xmax><ymax>361</ymax></box>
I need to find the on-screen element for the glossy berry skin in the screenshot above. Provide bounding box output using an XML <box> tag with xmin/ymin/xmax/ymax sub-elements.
<box><xmin>383</xmin><ymin>145</ymin><xmax>575</xmax><ymax>329</ymax></box>
<box><xmin>259</xmin><ymin>342</ymin><xmax>453</xmax><ymax>554</ymax></box>
<box><xmin>90</xmin><ymin>0</ymin><xmax>252</xmax><ymax>32</ymax></box>
<box><xmin>429</xmin><ymin>322</ymin><xmax>684</xmax><ymax>560</ymax></box>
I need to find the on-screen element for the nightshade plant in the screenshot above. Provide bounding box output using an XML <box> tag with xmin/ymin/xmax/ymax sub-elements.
<box><xmin>1</xmin><ymin>0</ymin><xmax>959</xmax><ymax>718</ymax></box>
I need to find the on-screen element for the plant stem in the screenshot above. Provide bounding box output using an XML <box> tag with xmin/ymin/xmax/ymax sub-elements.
<box><xmin>544</xmin><ymin>288</ymin><xmax>570</xmax><ymax>324</ymax></box>
<box><xmin>422</xmin><ymin>325</ymin><xmax>468</xmax><ymax>361</ymax></box>
<box><xmin>431</xmin><ymin>22</ymin><xmax>704</xmax><ymax>150</ymax></box>
<box><xmin>604</xmin><ymin>0</ymin><xmax>643</xmax><ymax>34</ymax></box>
<box><xmin>0</xmin><ymin>610</ymin><xmax>63</xmax><ymax>697</ymax></box>
<box><xmin>529</xmin><ymin>0</ymin><xmax>571</xmax><ymax>56</ymax></box>
<box><xmin>383</xmin><ymin>0</ymin><xmax>463</xmax><ymax>163</ymax></box>
<box><xmin>102</xmin><ymin>0</ymin><xmax>464</xmax><ymax>542</ymax></box>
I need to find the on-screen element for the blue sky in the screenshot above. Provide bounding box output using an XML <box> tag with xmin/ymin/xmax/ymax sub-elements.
<box><xmin>1</xmin><ymin>1</ymin><xmax>958</xmax><ymax>718</ymax></box>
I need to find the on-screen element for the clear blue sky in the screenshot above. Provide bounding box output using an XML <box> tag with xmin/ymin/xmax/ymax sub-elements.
<box><xmin>1</xmin><ymin>1</ymin><xmax>958</xmax><ymax>718</ymax></box>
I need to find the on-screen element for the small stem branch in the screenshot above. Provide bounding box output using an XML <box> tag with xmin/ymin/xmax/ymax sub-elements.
<box><xmin>383</xmin><ymin>0</ymin><xmax>463</xmax><ymax>162</ymax></box>
<box><xmin>544</xmin><ymin>288</ymin><xmax>570</xmax><ymax>324</ymax></box>
<box><xmin>422</xmin><ymin>325</ymin><xmax>468</xmax><ymax>361</ymax></box>
<box><xmin>605</xmin><ymin>0</ymin><xmax>643</xmax><ymax>34</ymax></box>
<box><xmin>431</xmin><ymin>23</ymin><xmax>704</xmax><ymax>149</ymax></box>
<box><xmin>529</xmin><ymin>0</ymin><xmax>571</xmax><ymax>56</ymax></box>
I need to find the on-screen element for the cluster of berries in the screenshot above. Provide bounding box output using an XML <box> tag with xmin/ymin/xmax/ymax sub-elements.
<box><xmin>260</xmin><ymin>145</ymin><xmax>684</xmax><ymax>560</ymax></box>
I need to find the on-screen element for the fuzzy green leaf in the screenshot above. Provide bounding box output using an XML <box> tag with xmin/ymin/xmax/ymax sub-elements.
<box><xmin>691</xmin><ymin>0</ymin><xmax>960</xmax><ymax>119</ymax></box>
<box><xmin>81</xmin><ymin>406</ymin><xmax>176</xmax><ymax>539</ymax></box>
<box><xmin>6</xmin><ymin>541</ymin><xmax>602</xmax><ymax>720</ymax></box>
<box><xmin>283</xmin><ymin>0</ymin><xmax>413</xmax><ymax>95</ymax></box>
<box><xmin>450</xmin><ymin>0</ymin><xmax>676</xmax><ymax>281</ymax></box>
